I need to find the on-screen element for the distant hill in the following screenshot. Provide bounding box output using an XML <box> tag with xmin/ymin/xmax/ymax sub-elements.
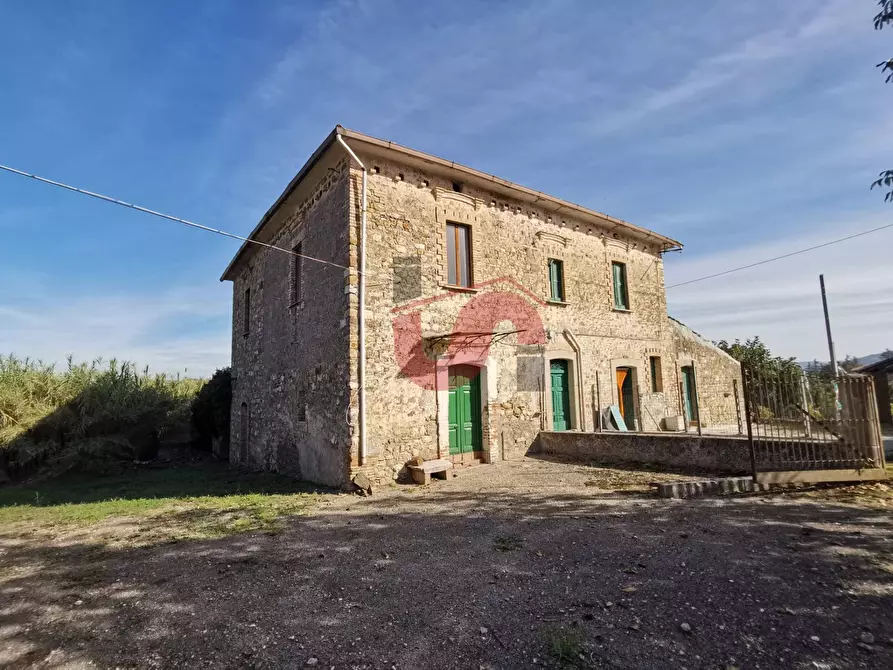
<box><xmin>798</xmin><ymin>350</ymin><xmax>892</xmax><ymax>371</ymax></box>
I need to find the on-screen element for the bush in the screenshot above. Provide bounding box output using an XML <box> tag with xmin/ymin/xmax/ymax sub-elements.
<box><xmin>0</xmin><ymin>355</ymin><xmax>204</xmax><ymax>479</ymax></box>
<box><xmin>191</xmin><ymin>367</ymin><xmax>232</xmax><ymax>454</ymax></box>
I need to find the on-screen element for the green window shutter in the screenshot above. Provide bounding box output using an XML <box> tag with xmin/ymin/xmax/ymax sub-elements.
<box><xmin>549</xmin><ymin>259</ymin><xmax>563</xmax><ymax>301</ymax></box>
<box><xmin>612</xmin><ymin>262</ymin><xmax>628</xmax><ymax>310</ymax></box>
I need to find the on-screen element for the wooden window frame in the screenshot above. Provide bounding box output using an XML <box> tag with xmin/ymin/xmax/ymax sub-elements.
<box><xmin>612</xmin><ymin>261</ymin><xmax>630</xmax><ymax>311</ymax></box>
<box><xmin>649</xmin><ymin>356</ymin><xmax>663</xmax><ymax>393</ymax></box>
<box><xmin>548</xmin><ymin>258</ymin><xmax>565</xmax><ymax>302</ymax></box>
<box><xmin>446</xmin><ymin>221</ymin><xmax>473</xmax><ymax>288</ymax></box>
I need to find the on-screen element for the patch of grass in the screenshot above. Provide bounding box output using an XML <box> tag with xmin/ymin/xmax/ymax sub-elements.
<box><xmin>493</xmin><ymin>534</ymin><xmax>523</xmax><ymax>552</ymax></box>
<box><xmin>0</xmin><ymin>463</ymin><xmax>321</xmax><ymax>544</ymax></box>
<box><xmin>544</xmin><ymin>625</ymin><xmax>586</xmax><ymax>668</ymax></box>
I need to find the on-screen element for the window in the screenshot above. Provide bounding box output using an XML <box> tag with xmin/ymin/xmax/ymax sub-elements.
<box><xmin>548</xmin><ymin>259</ymin><xmax>565</xmax><ymax>302</ymax></box>
<box><xmin>243</xmin><ymin>288</ymin><xmax>251</xmax><ymax>336</ymax></box>
<box><xmin>649</xmin><ymin>356</ymin><xmax>663</xmax><ymax>393</ymax></box>
<box><xmin>446</xmin><ymin>222</ymin><xmax>472</xmax><ymax>287</ymax></box>
<box><xmin>612</xmin><ymin>261</ymin><xmax>629</xmax><ymax>310</ymax></box>
<box><xmin>290</xmin><ymin>243</ymin><xmax>302</xmax><ymax>306</ymax></box>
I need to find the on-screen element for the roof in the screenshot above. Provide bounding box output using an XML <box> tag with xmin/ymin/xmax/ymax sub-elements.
<box><xmin>858</xmin><ymin>356</ymin><xmax>893</xmax><ymax>374</ymax></box>
<box><xmin>668</xmin><ymin>316</ymin><xmax>741</xmax><ymax>366</ymax></box>
<box><xmin>220</xmin><ymin>126</ymin><xmax>684</xmax><ymax>281</ymax></box>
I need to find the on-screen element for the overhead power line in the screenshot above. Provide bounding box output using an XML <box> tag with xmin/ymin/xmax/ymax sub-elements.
<box><xmin>0</xmin><ymin>163</ymin><xmax>357</xmax><ymax>275</ymax></box>
<box><xmin>2</xmin><ymin>161</ymin><xmax>891</xmax><ymax>291</ymax></box>
<box><xmin>666</xmin><ymin>221</ymin><xmax>893</xmax><ymax>289</ymax></box>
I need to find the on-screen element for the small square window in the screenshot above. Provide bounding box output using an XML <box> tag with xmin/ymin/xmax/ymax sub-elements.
<box><xmin>612</xmin><ymin>261</ymin><xmax>629</xmax><ymax>310</ymax></box>
<box><xmin>548</xmin><ymin>259</ymin><xmax>565</xmax><ymax>302</ymax></box>
<box><xmin>649</xmin><ymin>356</ymin><xmax>663</xmax><ymax>392</ymax></box>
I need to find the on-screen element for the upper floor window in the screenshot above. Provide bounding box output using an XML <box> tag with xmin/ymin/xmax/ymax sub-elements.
<box><xmin>243</xmin><ymin>288</ymin><xmax>251</xmax><ymax>336</ymax></box>
<box><xmin>548</xmin><ymin>259</ymin><xmax>565</xmax><ymax>302</ymax></box>
<box><xmin>612</xmin><ymin>261</ymin><xmax>629</xmax><ymax>310</ymax></box>
<box><xmin>290</xmin><ymin>243</ymin><xmax>302</xmax><ymax>306</ymax></box>
<box><xmin>446</xmin><ymin>222</ymin><xmax>472</xmax><ymax>287</ymax></box>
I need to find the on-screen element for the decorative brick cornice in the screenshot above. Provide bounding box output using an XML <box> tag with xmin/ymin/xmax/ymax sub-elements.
<box><xmin>534</xmin><ymin>231</ymin><xmax>568</xmax><ymax>247</ymax></box>
<box><xmin>433</xmin><ymin>186</ymin><xmax>483</xmax><ymax>210</ymax></box>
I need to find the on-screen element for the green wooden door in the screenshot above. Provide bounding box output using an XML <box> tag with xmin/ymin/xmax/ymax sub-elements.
<box><xmin>448</xmin><ymin>365</ymin><xmax>482</xmax><ymax>455</ymax></box>
<box><xmin>681</xmin><ymin>366</ymin><xmax>695</xmax><ymax>423</ymax></box>
<box><xmin>550</xmin><ymin>360</ymin><xmax>572</xmax><ymax>431</ymax></box>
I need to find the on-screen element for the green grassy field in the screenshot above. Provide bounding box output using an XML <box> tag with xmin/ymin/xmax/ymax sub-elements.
<box><xmin>0</xmin><ymin>462</ymin><xmax>323</xmax><ymax>544</ymax></box>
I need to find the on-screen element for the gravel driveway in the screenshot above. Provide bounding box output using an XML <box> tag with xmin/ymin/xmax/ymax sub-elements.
<box><xmin>2</xmin><ymin>457</ymin><xmax>892</xmax><ymax>669</ymax></box>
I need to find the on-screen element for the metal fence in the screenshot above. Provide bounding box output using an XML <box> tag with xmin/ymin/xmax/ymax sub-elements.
<box><xmin>742</xmin><ymin>367</ymin><xmax>887</xmax><ymax>482</ymax></box>
<box><xmin>675</xmin><ymin>369</ymin><xmax>746</xmax><ymax>437</ymax></box>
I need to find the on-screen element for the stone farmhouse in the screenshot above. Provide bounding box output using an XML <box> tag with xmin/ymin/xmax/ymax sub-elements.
<box><xmin>221</xmin><ymin>127</ymin><xmax>741</xmax><ymax>487</ymax></box>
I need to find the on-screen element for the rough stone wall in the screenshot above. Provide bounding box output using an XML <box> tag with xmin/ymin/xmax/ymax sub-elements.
<box><xmin>670</xmin><ymin>318</ymin><xmax>744</xmax><ymax>432</ymax></box>
<box><xmin>229</xmin><ymin>160</ymin><xmax>353</xmax><ymax>487</ymax></box>
<box><xmin>353</xmin><ymin>153</ymin><xmax>738</xmax><ymax>483</ymax></box>
<box><xmin>538</xmin><ymin>430</ymin><xmax>752</xmax><ymax>474</ymax></box>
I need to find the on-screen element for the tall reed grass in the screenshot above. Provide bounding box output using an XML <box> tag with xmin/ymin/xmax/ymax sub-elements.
<box><xmin>0</xmin><ymin>355</ymin><xmax>205</xmax><ymax>476</ymax></box>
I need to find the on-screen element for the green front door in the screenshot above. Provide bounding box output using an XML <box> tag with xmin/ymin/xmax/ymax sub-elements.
<box><xmin>550</xmin><ymin>360</ymin><xmax>572</xmax><ymax>431</ymax></box>
<box><xmin>681</xmin><ymin>366</ymin><xmax>696</xmax><ymax>424</ymax></box>
<box><xmin>448</xmin><ymin>365</ymin><xmax>482</xmax><ymax>455</ymax></box>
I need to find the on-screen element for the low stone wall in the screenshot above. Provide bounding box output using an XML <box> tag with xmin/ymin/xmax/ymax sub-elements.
<box><xmin>536</xmin><ymin>431</ymin><xmax>752</xmax><ymax>474</ymax></box>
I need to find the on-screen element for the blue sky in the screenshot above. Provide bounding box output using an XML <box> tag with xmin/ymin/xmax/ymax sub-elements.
<box><xmin>1</xmin><ymin>0</ymin><xmax>891</xmax><ymax>375</ymax></box>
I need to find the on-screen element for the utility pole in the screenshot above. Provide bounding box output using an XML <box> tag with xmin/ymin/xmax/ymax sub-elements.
<box><xmin>820</xmin><ymin>274</ymin><xmax>838</xmax><ymax>377</ymax></box>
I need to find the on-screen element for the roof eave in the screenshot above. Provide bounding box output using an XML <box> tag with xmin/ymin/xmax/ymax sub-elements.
<box><xmin>336</xmin><ymin>126</ymin><xmax>683</xmax><ymax>252</ymax></box>
<box><xmin>219</xmin><ymin>126</ymin><xmax>340</xmax><ymax>282</ymax></box>
<box><xmin>221</xmin><ymin>125</ymin><xmax>684</xmax><ymax>281</ymax></box>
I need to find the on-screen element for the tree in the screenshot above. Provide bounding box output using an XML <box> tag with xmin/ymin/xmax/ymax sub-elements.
<box><xmin>871</xmin><ymin>1</ymin><xmax>893</xmax><ymax>201</ymax></box>
<box><xmin>716</xmin><ymin>336</ymin><xmax>800</xmax><ymax>376</ymax></box>
<box><xmin>839</xmin><ymin>354</ymin><xmax>862</xmax><ymax>372</ymax></box>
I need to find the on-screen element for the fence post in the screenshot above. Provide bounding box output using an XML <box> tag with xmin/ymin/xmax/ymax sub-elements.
<box><xmin>594</xmin><ymin>371</ymin><xmax>602</xmax><ymax>432</ymax></box>
<box><xmin>800</xmin><ymin>375</ymin><xmax>812</xmax><ymax>438</ymax></box>
<box><xmin>733</xmin><ymin>378</ymin><xmax>743</xmax><ymax>435</ymax></box>
<box><xmin>741</xmin><ymin>367</ymin><xmax>757</xmax><ymax>479</ymax></box>
<box><xmin>691</xmin><ymin>361</ymin><xmax>702</xmax><ymax>437</ymax></box>
<box><xmin>867</xmin><ymin>376</ymin><xmax>886</xmax><ymax>468</ymax></box>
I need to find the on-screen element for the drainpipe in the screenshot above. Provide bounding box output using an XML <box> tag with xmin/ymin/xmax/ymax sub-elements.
<box><xmin>563</xmin><ymin>330</ymin><xmax>586</xmax><ymax>431</ymax></box>
<box><xmin>336</xmin><ymin>133</ymin><xmax>367</xmax><ymax>466</ymax></box>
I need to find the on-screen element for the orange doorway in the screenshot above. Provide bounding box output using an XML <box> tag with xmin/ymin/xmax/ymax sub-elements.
<box><xmin>615</xmin><ymin>367</ymin><xmax>636</xmax><ymax>429</ymax></box>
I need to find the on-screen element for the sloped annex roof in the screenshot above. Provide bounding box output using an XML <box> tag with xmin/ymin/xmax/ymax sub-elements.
<box><xmin>221</xmin><ymin>126</ymin><xmax>683</xmax><ymax>281</ymax></box>
<box><xmin>858</xmin><ymin>356</ymin><xmax>893</xmax><ymax>374</ymax></box>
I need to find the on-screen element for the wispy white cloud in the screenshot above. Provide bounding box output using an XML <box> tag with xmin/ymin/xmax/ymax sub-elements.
<box><xmin>666</xmin><ymin>211</ymin><xmax>893</xmax><ymax>361</ymax></box>
<box><xmin>0</xmin><ymin>283</ymin><xmax>231</xmax><ymax>377</ymax></box>
<box><xmin>587</xmin><ymin>0</ymin><xmax>864</xmax><ymax>137</ymax></box>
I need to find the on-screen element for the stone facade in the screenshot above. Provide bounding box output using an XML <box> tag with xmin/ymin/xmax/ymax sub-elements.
<box><xmin>222</xmin><ymin>127</ymin><xmax>743</xmax><ymax>486</ymax></box>
<box><xmin>537</xmin><ymin>430</ymin><xmax>753</xmax><ymax>474</ymax></box>
<box><xmin>226</xmin><ymin>150</ymin><xmax>354</xmax><ymax>487</ymax></box>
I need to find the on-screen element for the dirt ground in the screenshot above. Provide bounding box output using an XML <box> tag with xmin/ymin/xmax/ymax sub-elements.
<box><xmin>2</xmin><ymin>457</ymin><xmax>892</xmax><ymax>669</ymax></box>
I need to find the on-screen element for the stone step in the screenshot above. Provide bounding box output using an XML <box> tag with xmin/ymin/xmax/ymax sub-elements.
<box><xmin>653</xmin><ymin>476</ymin><xmax>767</xmax><ymax>499</ymax></box>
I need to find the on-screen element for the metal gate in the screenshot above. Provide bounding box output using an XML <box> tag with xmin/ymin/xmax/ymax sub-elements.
<box><xmin>742</xmin><ymin>367</ymin><xmax>887</xmax><ymax>484</ymax></box>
